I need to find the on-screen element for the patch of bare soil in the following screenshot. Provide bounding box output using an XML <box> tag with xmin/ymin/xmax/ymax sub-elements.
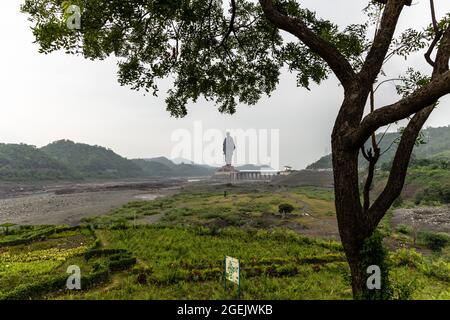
<box><xmin>0</xmin><ymin>182</ymin><xmax>180</xmax><ymax>226</ymax></box>
<box><xmin>136</xmin><ymin>213</ymin><xmax>165</xmax><ymax>225</ymax></box>
<box><xmin>392</xmin><ymin>205</ymin><xmax>450</xmax><ymax>234</ymax></box>
<box><xmin>294</xmin><ymin>216</ymin><xmax>340</xmax><ymax>240</ymax></box>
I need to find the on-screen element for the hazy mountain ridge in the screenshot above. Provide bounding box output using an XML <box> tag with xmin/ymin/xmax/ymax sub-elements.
<box><xmin>0</xmin><ymin>140</ymin><xmax>214</xmax><ymax>181</ymax></box>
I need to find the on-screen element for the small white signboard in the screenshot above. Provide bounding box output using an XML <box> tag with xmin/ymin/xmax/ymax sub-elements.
<box><xmin>225</xmin><ymin>256</ymin><xmax>240</xmax><ymax>284</ymax></box>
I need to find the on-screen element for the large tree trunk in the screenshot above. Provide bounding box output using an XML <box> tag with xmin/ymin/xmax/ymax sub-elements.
<box><xmin>332</xmin><ymin>113</ymin><xmax>380</xmax><ymax>298</ymax></box>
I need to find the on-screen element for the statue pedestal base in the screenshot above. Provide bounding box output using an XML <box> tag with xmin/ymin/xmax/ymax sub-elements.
<box><xmin>212</xmin><ymin>165</ymin><xmax>238</xmax><ymax>181</ymax></box>
<box><xmin>216</xmin><ymin>164</ymin><xmax>236</xmax><ymax>172</ymax></box>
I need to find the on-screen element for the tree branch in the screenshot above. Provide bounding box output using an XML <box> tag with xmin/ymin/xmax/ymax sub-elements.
<box><xmin>424</xmin><ymin>32</ymin><xmax>443</xmax><ymax>67</ymax></box>
<box><xmin>368</xmin><ymin>17</ymin><xmax>450</xmax><ymax>226</ymax></box>
<box><xmin>425</xmin><ymin>0</ymin><xmax>443</xmax><ymax>67</ymax></box>
<box><xmin>219</xmin><ymin>0</ymin><xmax>236</xmax><ymax>47</ymax></box>
<box><xmin>433</xmin><ymin>26</ymin><xmax>450</xmax><ymax>74</ymax></box>
<box><xmin>351</xmin><ymin>69</ymin><xmax>450</xmax><ymax>147</ymax></box>
<box><xmin>362</xmin><ymin>87</ymin><xmax>381</xmax><ymax>211</ymax></box>
<box><xmin>363</xmin><ymin>147</ymin><xmax>380</xmax><ymax>212</ymax></box>
<box><xmin>374</xmin><ymin>78</ymin><xmax>403</xmax><ymax>92</ymax></box>
<box><xmin>258</xmin><ymin>0</ymin><xmax>356</xmax><ymax>89</ymax></box>
<box><xmin>359</xmin><ymin>0</ymin><xmax>408</xmax><ymax>86</ymax></box>
<box><xmin>372</xmin><ymin>121</ymin><xmax>431</xmax><ymax>224</ymax></box>
<box><xmin>429</xmin><ymin>0</ymin><xmax>438</xmax><ymax>31</ymax></box>
<box><xmin>374</xmin><ymin>0</ymin><xmax>412</xmax><ymax>5</ymax></box>
<box><xmin>369</xmin><ymin>106</ymin><xmax>433</xmax><ymax>226</ymax></box>
<box><xmin>351</xmin><ymin>25</ymin><xmax>450</xmax><ymax>147</ymax></box>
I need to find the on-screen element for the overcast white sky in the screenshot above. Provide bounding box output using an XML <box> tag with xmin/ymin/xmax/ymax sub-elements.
<box><xmin>0</xmin><ymin>0</ymin><xmax>449</xmax><ymax>169</ymax></box>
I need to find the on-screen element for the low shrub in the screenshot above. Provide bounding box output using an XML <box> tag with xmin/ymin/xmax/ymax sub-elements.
<box><xmin>415</xmin><ymin>183</ymin><xmax>450</xmax><ymax>205</ymax></box>
<box><xmin>419</xmin><ymin>231</ymin><xmax>450</xmax><ymax>252</ymax></box>
<box><xmin>278</xmin><ymin>203</ymin><xmax>294</xmax><ymax>214</ymax></box>
<box><xmin>391</xmin><ymin>279</ymin><xmax>417</xmax><ymax>300</ymax></box>
<box><xmin>84</xmin><ymin>248</ymin><xmax>128</xmax><ymax>261</ymax></box>
<box><xmin>390</xmin><ymin>249</ymin><xmax>423</xmax><ymax>268</ymax></box>
<box><xmin>396</xmin><ymin>224</ymin><xmax>412</xmax><ymax>235</ymax></box>
<box><xmin>108</xmin><ymin>256</ymin><xmax>137</xmax><ymax>271</ymax></box>
<box><xmin>421</xmin><ymin>260</ymin><xmax>450</xmax><ymax>282</ymax></box>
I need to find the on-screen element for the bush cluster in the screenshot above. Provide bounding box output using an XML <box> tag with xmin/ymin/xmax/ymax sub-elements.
<box><xmin>415</xmin><ymin>183</ymin><xmax>450</xmax><ymax>205</ymax></box>
<box><xmin>278</xmin><ymin>203</ymin><xmax>295</xmax><ymax>214</ymax></box>
<box><xmin>418</xmin><ymin>231</ymin><xmax>450</xmax><ymax>252</ymax></box>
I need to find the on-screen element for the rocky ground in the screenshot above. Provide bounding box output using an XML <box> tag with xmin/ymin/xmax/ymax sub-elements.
<box><xmin>0</xmin><ymin>179</ymin><xmax>184</xmax><ymax>226</ymax></box>
<box><xmin>392</xmin><ymin>205</ymin><xmax>450</xmax><ymax>233</ymax></box>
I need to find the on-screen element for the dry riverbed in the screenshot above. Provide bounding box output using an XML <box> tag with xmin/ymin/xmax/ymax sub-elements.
<box><xmin>0</xmin><ymin>180</ymin><xmax>184</xmax><ymax>226</ymax></box>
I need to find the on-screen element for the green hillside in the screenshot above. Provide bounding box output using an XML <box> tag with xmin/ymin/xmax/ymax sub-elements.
<box><xmin>0</xmin><ymin>140</ymin><xmax>215</xmax><ymax>182</ymax></box>
<box><xmin>307</xmin><ymin>125</ymin><xmax>450</xmax><ymax>170</ymax></box>
<box><xmin>133</xmin><ymin>157</ymin><xmax>215</xmax><ymax>178</ymax></box>
<box><xmin>145</xmin><ymin>156</ymin><xmax>178</xmax><ymax>169</ymax></box>
<box><xmin>41</xmin><ymin>140</ymin><xmax>144</xmax><ymax>179</ymax></box>
<box><xmin>131</xmin><ymin>159</ymin><xmax>174</xmax><ymax>177</ymax></box>
<box><xmin>0</xmin><ymin>143</ymin><xmax>78</xmax><ymax>181</ymax></box>
<box><xmin>174</xmin><ymin>162</ymin><xmax>215</xmax><ymax>177</ymax></box>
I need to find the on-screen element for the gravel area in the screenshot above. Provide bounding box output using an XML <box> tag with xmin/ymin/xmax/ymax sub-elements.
<box><xmin>0</xmin><ymin>180</ymin><xmax>183</xmax><ymax>226</ymax></box>
<box><xmin>392</xmin><ymin>205</ymin><xmax>450</xmax><ymax>233</ymax></box>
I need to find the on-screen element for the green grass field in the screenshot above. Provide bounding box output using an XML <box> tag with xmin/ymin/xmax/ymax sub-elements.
<box><xmin>1</xmin><ymin>187</ymin><xmax>449</xmax><ymax>300</ymax></box>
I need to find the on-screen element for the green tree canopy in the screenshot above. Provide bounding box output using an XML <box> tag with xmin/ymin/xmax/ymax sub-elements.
<box><xmin>22</xmin><ymin>0</ymin><xmax>370</xmax><ymax>116</ymax></box>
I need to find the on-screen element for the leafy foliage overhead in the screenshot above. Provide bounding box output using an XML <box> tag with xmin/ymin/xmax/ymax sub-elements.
<box><xmin>21</xmin><ymin>0</ymin><xmax>370</xmax><ymax>116</ymax></box>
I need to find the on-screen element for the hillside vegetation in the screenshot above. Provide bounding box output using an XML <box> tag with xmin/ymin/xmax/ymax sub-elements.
<box><xmin>0</xmin><ymin>144</ymin><xmax>78</xmax><ymax>181</ymax></box>
<box><xmin>42</xmin><ymin>140</ymin><xmax>143</xmax><ymax>179</ymax></box>
<box><xmin>307</xmin><ymin>125</ymin><xmax>450</xmax><ymax>170</ymax></box>
<box><xmin>373</xmin><ymin>163</ymin><xmax>450</xmax><ymax>206</ymax></box>
<box><xmin>133</xmin><ymin>157</ymin><xmax>215</xmax><ymax>178</ymax></box>
<box><xmin>0</xmin><ymin>140</ymin><xmax>213</xmax><ymax>182</ymax></box>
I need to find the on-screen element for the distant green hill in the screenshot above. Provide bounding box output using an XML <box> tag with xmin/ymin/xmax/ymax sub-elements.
<box><xmin>0</xmin><ymin>144</ymin><xmax>78</xmax><ymax>181</ymax></box>
<box><xmin>0</xmin><ymin>140</ymin><xmax>215</xmax><ymax>182</ymax></box>
<box><xmin>132</xmin><ymin>157</ymin><xmax>215</xmax><ymax>178</ymax></box>
<box><xmin>307</xmin><ymin>125</ymin><xmax>450</xmax><ymax>170</ymax></box>
<box><xmin>41</xmin><ymin>140</ymin><xmax>143</xmax><ymax>179</ymax></box>
<box><xmin>131</xmin><ymin>158</ymin><xmax>174</xmax><ymax>177</ymax></box>
<box><xmin>143</xmin><ymin>156</ymin><xmax>178</xmax><ymax>170</ymax></box>
<box><xmin>174</xmin><ymin>163</ymin><xmax>215</xmax><ymax>177</ymax></box>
